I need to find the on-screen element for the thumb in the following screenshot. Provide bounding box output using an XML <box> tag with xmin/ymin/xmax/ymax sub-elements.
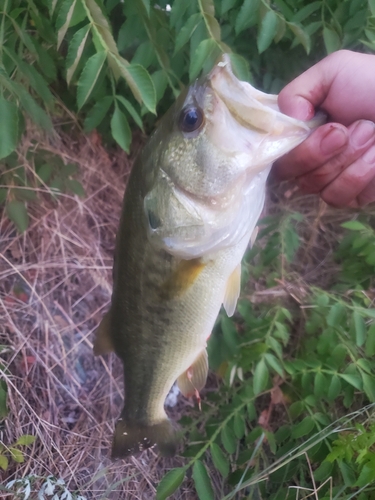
<box><xmin>278</xmin><ymin>56</ymin><xmax>336</xmax><ymax>121</ymax></box>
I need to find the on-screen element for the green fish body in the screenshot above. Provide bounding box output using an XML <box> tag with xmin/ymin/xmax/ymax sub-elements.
<box><xmin>94</xmin><ymin>55</ymin><xmax>322</xmax><ymax>458</ymax></box>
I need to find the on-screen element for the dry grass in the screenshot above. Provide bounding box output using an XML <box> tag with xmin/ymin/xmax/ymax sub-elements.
<box><xmin>0</xmin><ymin>122</ymin><xmax>370</xmax><ymax>499</ymax></box>
<box><xmin>0</xmin><ymin>125</ymin><xmax>191</xmax><ymax>499</ymax></box>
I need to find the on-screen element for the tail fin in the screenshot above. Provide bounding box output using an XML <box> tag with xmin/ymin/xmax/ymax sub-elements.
<box><xmin>111</xmin><ymin>417</ymin><xmax>178</xmax><ymax>458</ymax></box>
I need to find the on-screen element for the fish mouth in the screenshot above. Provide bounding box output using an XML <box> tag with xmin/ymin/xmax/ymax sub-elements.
<box><xmin>208</xmin><ymin>54</ymin><xmax>325</xmax><ymax>158</ymax></box>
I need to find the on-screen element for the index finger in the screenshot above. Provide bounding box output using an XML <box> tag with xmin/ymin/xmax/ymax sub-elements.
<box><xmin>273</xmin><ymin>123</ymin><xmax>348</xmax><ymax>180</ymax></box>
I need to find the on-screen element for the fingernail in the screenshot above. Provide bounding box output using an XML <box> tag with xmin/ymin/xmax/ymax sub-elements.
<box><xmin>350</xmin><ymin>120</ymin><xmax>375</xmax><ymax>147</ymax></box>
<box><xmin>295</xmin><ymin>98</ymin><xmax>315</xmax><ymax>121</ymax></box>
<box><xmin>321</xmin><ymin>127</ymin><xmax>347</xmax><ymax>155</ymax></box>
<box><xmin>362</xmin><ymin>145</ymin><xmax>375</xmax><ymax>163</ymax></box>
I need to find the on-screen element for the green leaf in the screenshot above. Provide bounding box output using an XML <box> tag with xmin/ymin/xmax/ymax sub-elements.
<box><xmin>15</xmin><ymin>435</ymin><xmax>36</xmax><ymax>446</ymax></box>
<box><xmin>13</xmin><ymin>83</ymin><xmax>52</xmax><ymax>131</ymax></box>
<box><xmin>192</xmin><ymin>460</ymin><xmax>214</xmax><ymax>500</ymax></box>
<box><xmin>353</xmin><ymin>311</ymin><xmax>366</xmax><ymax>347</ymax></box>
<box><xmin>314</xmin><ymin>372</ymin><xmax>327</xmax><ymax>399</ymax></box>
<box><xmin>156</xmin><ymin>468</ymin><xmax>185</xmax><ymax>500</ymax></box>
<box><xmin>356</xmin><ymin>358</ymin><xmax>372</xmax><ymax>374</ymax></box>
<box><xmin>288</xmin><ymin>22</ymin><xmax>311</xmax><ymax>53</ymax></box>
<box><xmin>369</xmin><ymin>0</ymin><xmax>375</xmax><ymax>16</ymax></box>
<box><xmin>13</xmin><ymin>188</ymin><xmax>37</xmax><ymax>202</ymax></box>
<box><xmin>210</xmin><ymin>443</ymin><xmax>229</xmax><ymax>478</ymax></box>
<box><xmin>111</xmin><ymin>106</ymin><xmax>132</xmax><ymax>153</ymax></box>
<box><xmin>25</xmin><ymin>66</ymin><xmax>54</xmax><ymax>107</ymax></box>
<box><xmin>6</xmin><ymin>200</ymin><xmax>29</xmax><ymax>233</ymax></box>
<box><xmin>66</xmin><ymin>179</ymin><xmax>85</xmax><ymax>197</ymax></box>
<box><xmin>221</xmin><ymin>424</ymin><xmax>237</xmax><ymax>454</ymax></box>
<box><xmin>291</xmin><ymin>416</ymin><xmax>315</xmax><ymax>439</ymax></box>
<box><xmin>115</xmin><ymin>96</ymin><xmax>143</xmax><ymax>130</ymax></box>
<box><xmin>358</xmin><ymin>308</ymin><xmax>375</xmax><ymax>319</ymax></box>
<box><xmin>229</xmin><ymin>53</ymin><xmax>251</xmax><ymax>82</ymax></box>
<box><xmin>365</xmin><ymin>324</ymin><xmax>375</xmax><ymax>356</ymax></box>
<box><xmin>0</xmin><ymin>381</ymin><xmax>8</xmax><ymax>418</ymax></box>
<box><xmin>202</xmin><ymin>14</ymin><xmax>221</xmax><ymax>41</ymax></box>
<box><xmin>84</xmin><ymin>96</ymin><xmax>113</xmax><ymax>132</ymax></box>
<box><xmin>253</xmin><ymin>358</ymin><xmax>269</xmax><ymax>395</ymax></box>
<box><xmin>221</xmin><ymin>315</ymin><xmax>239</xmax><ymax>354</ymax></box>
<box><xmin>247</xmin><ymin>401</ymin><xmax>256</xmax><ymax>421</ymax></box>
<box><xmin>327</xmin><ymin>375</ymin><xmax>341</xmax><ymax>401</ymax></box>
<box><xmin>313</xmin><ymin>460</ymin><xmax>333</xmax><ymax>482</ymax></box>
<box><xmin>323</xmin><ymin>26</ymin><xmax>341</xmax><ymax>54</ymax></box>
<box><xmin>361</xmin><ymin>373</ymin><xmax>375</xmax><ymax>401</ymax></box>
<box><xmin>0</xmin><ymin>454</ymin><xmax>8</xmax><ymax>471</ymax></box>
<box><xmin>274</xmin><ymin>17</ymin><xmax>286</xmax><ymax>43</ymax></box>
<box><xmin>77</xmin><ymin>51</ymin><xmax>107</xmax><ymax>109</ymax></box>
<box><xmin>356</xmin><ymin>463</ymin><xmax>375</xmax><ymax>487</ymax></box>
<box><xmin>292</xmin><ymin>2</ymin><xmax>321</xmax><ymax>23</ymax></box>
<box><xmin>141</xmin><ymin>0</ymin><xmax>150</xmax><ymax>15</ymax></box>
<box><xmin>0</xmin><ymin>98</ymin><xmax>18</xmax><ymax>160</ymax></box>
<box><xmin>170</xmin><ymin>0</ymin><xmax>190</xmax><ymax>28</ymax></box>
<box><xmin>339</xmin><ymin>373</ymin><xmax>362</xmax><ymax>390</ymax></box>
<box><xmin>151</xmin><ymin>70</ymin><xmax>168</xmax><ymax>102</ymax></box>
<box><xmin>235</xmin><ymin>0</ymin><xmax>260</xmax><ymax>34</ymax></box>
<box><xmin>32</xmin><ymin>39</ymin><xmax>57</xmax><ymax>80</ymax></box>
<box><xmin>57</xmin><ymin>0</ymin><xmax>78</xmax><ymax>49</ymax></box>
<box><xmin>9</xmin><ymin>15</ymin><xmax>39</xmax><ymax>55</ymax></box>
<box><xmin>327</xmin><ymin>303</ymin><xmax>345</xmax><ymax>327</ymax></box>
<box><xmin>289</xmin><ymin>401</ymin><xmax>304</xmax><ymax>420</ymax></box>
<box><xmin>174</xmin><ymin>14</ymin><xmax>202</xmax><ymax>55</ymax></box>
<box><xmin>338</xmin><ymin>460</ymin><xmax>356</xmax><ymax>487</ymax></box>
<box><xmin>124</xmin><ymin>63</ymin><xmax>156</xmax><ymax>114</ymax></box>
<box><xmin>62</xmin><ymin>163</ymin><xmax>78</xmax><ymax>177</ymax></box>
<box><xmin>222</xmin><ymin>0</ymin><xmax>238</xmax><ymax>15</ymax></box>
<box><xmin>233</xmin><ymin>412</ymin><xmax>246</xmax><ymax>439</ymax></box>
<box><xmin>4</xmin><ymin>49</ymin><xmax>54</xmax><ymax>106</ymax></box>
<box><xmin>189</xmin><ymin>38</ymin><xmax>218</xmax><ymax>81</ymax></box>
<box><xmin>264</xmin><ymin>353</ymin><xmax>284</xmax><ymax>378</ymax></box>
<box><xmin>341</xmin><ymin>220</ymin><xmax>367</xmax><ymax>231</ymax></box>
<box><xmin>9</xmin><ymin>447</ymin><xmax>24</xmax><ymax>463</ymax></box>
<box><xmin>257</xmin><ymin>10</ymin><xmax>278</xmax><ymax>54</ymax></box>
<box><xmin>66</xmin><ymin>24</ymin><xmax>91</xmax><ymax>85</ymax></box>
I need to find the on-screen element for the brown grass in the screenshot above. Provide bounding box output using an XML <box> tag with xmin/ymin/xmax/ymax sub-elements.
<box><xmin>0</xmin><ymin>122</ymin><xmax>370</xmax><ymax>499</ymax></box>
<box><xmin>0</xmin><ymin>125</ymin><xmax>191</xmax><ymax>499</ymax></box>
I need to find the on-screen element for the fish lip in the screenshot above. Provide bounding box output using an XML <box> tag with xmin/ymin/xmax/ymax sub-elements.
<box><xmin>208</xmin><ymin>54</ymin><xmax>324</xmax><ymax>134</ymax></box>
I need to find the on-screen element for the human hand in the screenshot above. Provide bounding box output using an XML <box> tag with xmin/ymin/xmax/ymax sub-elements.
<box><xmin>274</xmin><ymin>50</ymin><xmax>375</xmax><ymax>207</ymax></box>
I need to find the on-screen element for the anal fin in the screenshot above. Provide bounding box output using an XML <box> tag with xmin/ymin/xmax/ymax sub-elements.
<box><xmin>177</xmin><ymin>349</ymin><xmax>208</xmax><ymax>399</ymax></box>
<box><xmin>223</xmin><ymin>263</ymin><xmax>241</xmax><ymax>317</ymax></box>
<box><xmin>93</xmin><ymin>310</ymin><xmax>114</xmax><ymax>355</ymax></box>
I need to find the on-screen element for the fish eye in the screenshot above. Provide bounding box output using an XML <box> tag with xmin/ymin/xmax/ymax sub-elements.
<box><xmin>178</xmin><ymin>107</ymin><xmax>204</xmax><ymax>134</ymax></box>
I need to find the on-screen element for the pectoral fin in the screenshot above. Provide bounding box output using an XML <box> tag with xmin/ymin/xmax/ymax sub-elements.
<box><xmin>223</xmin><ymin>263</ymin><xmax>241</xmax><ymax>317</ymax></box>
<box><xmin>93</xmin><ymin>311</ymin><xmax>114</xmax><ymax>355</ymax></box>
<box><xmin>250</xmin><ymin>226</ymin><xmax>259</xmax><ymax>247</ymax></box>
<box><xmin>177</xmin><ymin>349</ymin><xmax>208</xmax><ymax>398</ymax></box>
<box><xmin>161</xmin><ymin>258</ymin><xmax>205</xmax><ymax>300</ymax></box>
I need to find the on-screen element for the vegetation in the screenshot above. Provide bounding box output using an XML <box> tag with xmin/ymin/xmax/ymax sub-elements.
<box><xmin>1</xmin><ymin>0</ymin><xmax>375</xmax><ymax>498</ymax></box>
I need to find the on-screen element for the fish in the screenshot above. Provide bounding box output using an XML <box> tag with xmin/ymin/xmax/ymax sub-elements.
<box><xmin>94</xmin><ymin>54</ymin><xmax>323</xmax><ymax>458</ymax></box>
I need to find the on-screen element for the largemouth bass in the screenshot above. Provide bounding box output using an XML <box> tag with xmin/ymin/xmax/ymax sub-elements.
<box><xmin>94</xmin><ymin>55</ymin><xmax>322</xmax><ymax>458</ymax></box>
